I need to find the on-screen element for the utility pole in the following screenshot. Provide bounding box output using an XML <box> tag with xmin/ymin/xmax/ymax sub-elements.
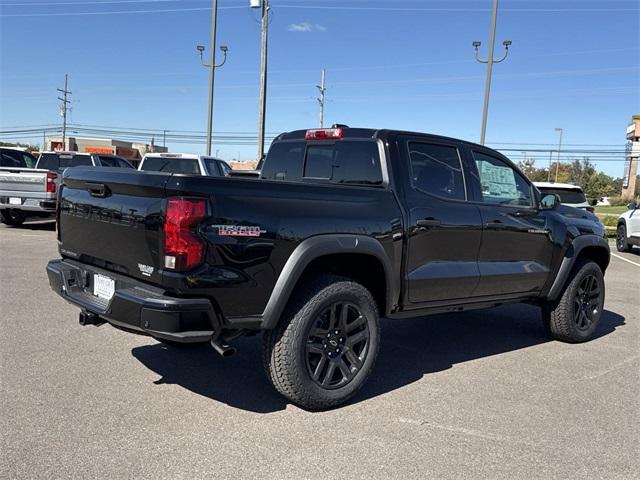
<box><xmin>57</xmin><ymin>74</ymin><xmax>71</xmax><ymax>150</ymax></box>
<box><xmin>163</xmin><ymin>130</ymin><xmax>167</xmax><ymax>148</ymax></box>
<box><xmin>547</xmin><ymin>150</ymin><xmax>553</xmax><ymax>182</ymax></box>
<box><xmin>196</xmin><ymin>0</ymin><xmax>228</xmax><ymax>156</ymax></box>
<box><xmin>554</xmin><ymin>127</ymin><xmax>564</xmax><ymax>183</ymax></box>
<box><xmin>316</xmin><ymin>68</ymin><xmax>326</xmax><ymax>128</ymax></box>
<box><xmin>254</xmin><ymin>0</ymin><xmax>270</xmax><ymax>160</ymax></box>
<box><xmin>472</xmin><ymin>0</ymin><xmax>511</xmax><ymax>145</ymax></box>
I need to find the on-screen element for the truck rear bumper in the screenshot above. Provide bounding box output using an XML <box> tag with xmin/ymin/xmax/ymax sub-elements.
<box><xmin>46</xmin><ymin>259</ymin><xmax>222</xmax><ymax>343</ymax></box>
<box><xmin>0</xmin><ymin>195</ymin><xmax>56</xmax><ymax>212</ymax></box>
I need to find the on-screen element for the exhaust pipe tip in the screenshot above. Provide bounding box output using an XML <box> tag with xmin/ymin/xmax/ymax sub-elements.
<box><xmin>79</xmin><ymin>311</ymin><xmax>104</xmax><ymax>326</ymax></box>
<box><xmin>210</xmin><ymin>338</ymin><xmax>236</xmax><ymax>357</ymax></box>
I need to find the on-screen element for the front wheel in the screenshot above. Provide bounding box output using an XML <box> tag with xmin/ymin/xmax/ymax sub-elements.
<box><xmin>1</xmin><ymin>210</ymin><xmax>26</xmax><ymax>226</ymax></box>
<box><xmin>543</xmin><ymin>259</ymin><xmax>605</xmax><ymax>343</ymax></box>
<box><xmin>616</xmin><ymin>224</ymin><xmax>631</xmax><ymax>252</ymax></box>
<box><xmin>262</xmin><ymin>275</ymin><xmax>380</xmax><ymax>410</ymax></box>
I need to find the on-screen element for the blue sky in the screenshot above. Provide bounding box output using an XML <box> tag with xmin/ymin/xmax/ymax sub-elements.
<box><xmin>1</xmin><ymin>0</ymin><xmax>638</xmax><ymax>176</ymax></box>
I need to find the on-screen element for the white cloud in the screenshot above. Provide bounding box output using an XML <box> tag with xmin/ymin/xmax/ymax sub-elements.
<box><xmin>287</xmin><ymin>22</ymin><xmax>327</xmax><ymax>32</ymax></box>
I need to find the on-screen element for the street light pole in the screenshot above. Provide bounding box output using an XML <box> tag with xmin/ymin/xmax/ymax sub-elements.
<box><xmin>317</xmin><ymin>68</ymin><xmax>326</xmax><ymax>128</ymax></box>
<box><xmin>554</xmin><ymin>127</ymin><xmax>564</xmax><ymax>183</ymax></box>
<box><xmin>472</xmin><ymin>0</ymin><xmax>511</xmax><ymax>145</ymax></box>
<box><xmin>196</xmin><ymin>0</ymin><xmax>228</xmax><ymax>156</ymax></box>
<box><xmin>57</xmin><ymin>74</ymin><xmax>71</xmax><ymax>150</ymax></box>
<box><xmin>256</xmin><ymin>0</ymin><xmax>270</xmax><ymax>160</ymax></box>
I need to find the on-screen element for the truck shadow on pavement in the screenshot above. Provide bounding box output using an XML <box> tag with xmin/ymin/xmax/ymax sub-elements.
<box><xmin>131</xmin><ymin>304</ymin><xmax>624</xmax><ymax>413</ymax></box>
<box><xmin>4</xmin><ymin>220</ymin><xmax>56</xmax><ymax>231</ymax></box>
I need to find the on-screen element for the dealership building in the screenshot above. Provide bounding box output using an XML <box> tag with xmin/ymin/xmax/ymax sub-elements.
<box><xmin>622</xmin><ymin>115</ymin><xmax>640</xmax><ymax>200</ymax></box>
<box><xmin>46</xmin><ymin>136</ymin><xmax>167</xmax><ymax>167</ymax></box>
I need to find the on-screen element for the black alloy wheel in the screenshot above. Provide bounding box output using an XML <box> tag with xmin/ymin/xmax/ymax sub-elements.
<box><xmin>573</xmin><ymin>274</ymin><xmax>601</xmax><ymax>332</ymax></box>
<box><xmin>305</xmin><ymin>302</ymin><xmax>370</xmax><ymax>389</ymax></box>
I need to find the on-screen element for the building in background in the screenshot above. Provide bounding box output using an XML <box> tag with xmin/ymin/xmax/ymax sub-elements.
<box><xmin>622</xmin><ymin>115</ymin><xmax>640</xmax><ymax>200</ymax></box>
<box><xmin>229</xmin><ymin>160</ymin><xmax>259</xmax><ymax>171</ymax></box>
<box><xmin>46</xmin><ymin>136</ymin><xmax>167</xmax><ymax>167</ymax></box>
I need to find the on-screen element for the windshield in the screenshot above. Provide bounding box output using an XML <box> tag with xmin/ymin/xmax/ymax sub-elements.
<box><xmin>37</xmin><ymin>153</ymin><xmax>92</xmax><ymax>171</ymax></box>
<box><xmin>538</xmin><ymin>187</ymin><xmax>586</xmax><ymax>204</ymax></box>
<box><xmin>141</xmin><ymin>157</ymin><xmax>201</xmax><ymax>174</ymax></box>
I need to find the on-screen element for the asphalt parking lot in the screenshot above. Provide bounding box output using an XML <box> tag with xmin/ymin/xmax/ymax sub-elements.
<box><xmin>1</xmin><ymin>219</ymin><xmax>638</xmax><ymax>479</ymax></box>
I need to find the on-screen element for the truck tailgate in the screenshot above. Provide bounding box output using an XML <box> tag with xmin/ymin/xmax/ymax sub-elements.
<box><xmin>0</xmin><ymin>167</ymin><xmax>48</xmax><ymax>194</ymax></box>
<box><xmin>59</xmin><ymin>168</ymin><xmax>172</xmax><ymax>284</ymax></box>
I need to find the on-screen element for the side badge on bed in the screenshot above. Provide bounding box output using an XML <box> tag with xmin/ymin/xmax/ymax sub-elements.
<box><xmin>213</xmin><ymin>225</ymin><xmax>266</xmax><ymax>237</ymax></box>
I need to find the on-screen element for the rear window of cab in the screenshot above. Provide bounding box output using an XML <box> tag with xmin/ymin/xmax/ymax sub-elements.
<box><xmin>141</xmin><ymin>157</ymin><xmax>201</xmax><ymax>175</ymax></box>
<box><xmin>261</xmin><ymin>140</ymin><xmax>383</xmax><ymax>186</ymax></box>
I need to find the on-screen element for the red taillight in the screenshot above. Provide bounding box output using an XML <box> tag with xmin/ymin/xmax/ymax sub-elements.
<box><xmin>163</xmin><ymin>198</ymin><xmax>207</xmax><ymax>271</ymax></box>
<box><xmin>586</xmin><ymin>206</ymin><xmax>595</xmax><ymax>213</ymax></box>
<box><xmin>304</xmin><ymin>128</ymin><xmax>343</xmax><ymax>140</ymax></box>
<box><xmin>46</xmin><ymin>172</ymin><xmax>57</xmax><ymax>194</ymax></box>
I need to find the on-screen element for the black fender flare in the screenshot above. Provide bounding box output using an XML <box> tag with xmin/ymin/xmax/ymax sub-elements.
<box><xmin>260</xmin><ymin>234</ymin><xmax>394</xmax><ymax>329</ymax></box>
<box><xmin>546</xmin><ymin>234</ymin><xmax>610</xmax><ymax>301</ymax></box>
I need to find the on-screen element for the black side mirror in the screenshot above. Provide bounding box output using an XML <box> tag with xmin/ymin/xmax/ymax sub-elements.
<box><xmin>627</xmin><ymin>202</ymin><xmax>638</xmax><ymax>211</ymax></box>
<box><xmin>540</xmin><ymin>193</ymin><xmax>560</xmax><ymax>210</ymax></box>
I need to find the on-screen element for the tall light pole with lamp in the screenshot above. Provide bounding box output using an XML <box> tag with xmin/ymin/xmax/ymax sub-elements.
<box><xmin>196</xmin><ymin>0</ymin><xmax>229</xmax><ymax>156</ymax></box>
<box><xmin>472</xmin><ymin>0</ymin><xmax>512</xmax><ymax>145</ymax></box>
<box><xmin>250</xmin><ymin>0</ymin><xmax>269</xmax><ymax>160</ymax></box>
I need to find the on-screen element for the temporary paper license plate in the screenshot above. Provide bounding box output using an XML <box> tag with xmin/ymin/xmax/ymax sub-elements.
<box><xmin>93</xmin><ymin>274</ymin><xmax>115</xmax><ymax>300</ymax></box>
<box><xmin>9</xmin><ymin>197</ymin><xmax>21</xmax><ymax>205</ymax></box>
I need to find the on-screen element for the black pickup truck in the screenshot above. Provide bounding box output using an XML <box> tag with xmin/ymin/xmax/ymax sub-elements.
<box><xmin>46</xmin><ymin>126</ymin><xmax>609</xmax><ymax>410</ymax></box>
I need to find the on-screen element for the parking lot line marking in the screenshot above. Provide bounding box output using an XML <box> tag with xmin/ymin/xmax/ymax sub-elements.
<box><xmin>610</xmin><ymin>252</ymin><xmax>640</xmax><ymax>267</ymax></box>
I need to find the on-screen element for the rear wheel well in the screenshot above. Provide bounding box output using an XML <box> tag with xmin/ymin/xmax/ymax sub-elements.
<box><xmin>297</xmin><ymin>253</ymin><xmax>387</xmax><ymax>315</ymax></box>
<box><xmin>576</xmin><ymin>246</ymin><xmax>610</xmax><ymax>274</ymax></box>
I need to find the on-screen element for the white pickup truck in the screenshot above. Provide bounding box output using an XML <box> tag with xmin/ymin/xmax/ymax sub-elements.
<box><xmin>616</xmin><ymin>202</ymin><xmax>640</xmax><ymax>252</ymax></box>
<box><xmin>0</xmin><ymin>151</ymin><xmax>133</xmax><ymax>226</ymax></box>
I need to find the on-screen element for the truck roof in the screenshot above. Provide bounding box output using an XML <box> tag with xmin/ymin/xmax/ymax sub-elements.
<box><xmin>40</xmin><ymin>151</ymin><xmax>90</xmax><ymax>156</ymax></box>
<box><xmin>274</xmin><ymin>127</ymin><xmax>490</xmax><ymax>151</ymax></box>
<box><xmin>142</xmin><ymin>152</ymin><xmax>224</xmax><ymax>162</ymax></box>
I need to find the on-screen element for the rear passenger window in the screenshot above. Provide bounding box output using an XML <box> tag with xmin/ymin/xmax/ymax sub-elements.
<box><xmin>409</xmin><ymin>142</ymin><xmax>466</xmax><ymax>200</ymax></box>
<box><xmin>261</xmin><ymin>141</ymin><xmax>304</xmax><ymax>181</ymax></box>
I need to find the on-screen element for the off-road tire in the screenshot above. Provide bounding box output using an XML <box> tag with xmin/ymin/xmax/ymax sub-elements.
<box><xmin>262</xmin><ymin>275</ymin><xmax>380</xmax><ymax>410</ymax></box>
<box><xmin>1</xmin><ymin>210</ymin><xmax>26</xmax><ymax>226</ymax></box>
<box><xmin>616</xmin><ymin>224</ymin><xmax>631</xmax><ymax>252</ymax></box>
<box><xmin>543</xmin><ymin>259</ymin><xmax>605</xmax><ymax>343</ymax></box>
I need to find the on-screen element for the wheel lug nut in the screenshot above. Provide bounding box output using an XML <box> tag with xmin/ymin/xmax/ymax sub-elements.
<box><xmin>334</xmin><ymin>330</ymin><xmax>339</xmax><ymax>334</ymax></box>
